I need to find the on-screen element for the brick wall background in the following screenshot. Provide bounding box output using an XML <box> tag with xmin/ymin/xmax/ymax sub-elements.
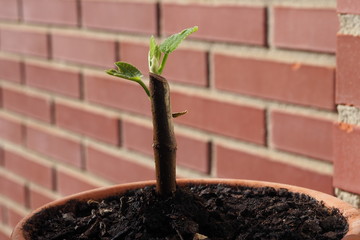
<box><xmin>0</xmin><ymin>0</ymin><xmax>355</xmax><ymax>238</ymax></box>
<box><xmin>335</xmin><ymin>0</ymin><xmax>360</xmax><ymax>207</ymax></box>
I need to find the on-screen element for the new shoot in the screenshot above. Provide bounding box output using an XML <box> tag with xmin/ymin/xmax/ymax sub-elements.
<box><xmin>106</xmin><ymin>26</ymin><xmax>198</xmax><ymax>197</ymax></box>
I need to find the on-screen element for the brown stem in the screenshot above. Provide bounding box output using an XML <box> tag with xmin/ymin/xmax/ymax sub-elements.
<box><xmin>149</xmin><ymin>72</ymin><xmax>177</xmax><ymax>197</ymax></box>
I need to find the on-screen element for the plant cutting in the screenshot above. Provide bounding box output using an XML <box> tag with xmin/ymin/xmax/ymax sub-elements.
<box><xmin>105</xmin><ymin>26</ymin><xmax>198</xmax><ymax>197</ymax></box>
<box><xmin>11</xmin><ymin>27</ymin><xmax>360</xmax><ymax>240</ymax></box>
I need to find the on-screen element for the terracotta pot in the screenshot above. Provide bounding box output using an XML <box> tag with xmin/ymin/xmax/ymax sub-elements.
<box><xmin>11</xmin><ymin>179</ymin><xmax>360</xmax><ymax>240</ymax></box>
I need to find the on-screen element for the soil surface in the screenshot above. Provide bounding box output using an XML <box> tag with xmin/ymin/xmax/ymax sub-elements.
<box><xmin>23</xmin><ymin>184</ymin><xmax>348</xmax><ymax>240</ymax></box>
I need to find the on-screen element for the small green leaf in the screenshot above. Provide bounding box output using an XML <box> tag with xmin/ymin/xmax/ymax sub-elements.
<box><xmin>159</xmin><ymin>26</ymin><xmax>198</xmax><ymax>54</ymax></box>
<box><xmin>149</xmin><ymin>36</ymin><xmax>162</xmax><ymax>74</ymax></box>
<box><xmin>106</xmin><ymin>62</ymin><xmax>150</xmax><ymax>97</ymax></box>
<box><xmin>111</xmin><ymin>62</ymin><xmax>143</xmax><ymax>81</ymax></box>
<box><xmin>149</xmin><ymin>36</ymin><xmax>161</xmax><ymax>61</ymax></box>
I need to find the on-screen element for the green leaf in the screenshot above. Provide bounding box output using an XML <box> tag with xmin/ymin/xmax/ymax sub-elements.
<box><xmin>148</xmin><ymin>36</ymin><xmax>162</xmax><ymax>74</ymax></box>
<box><xmin>159</xmin><ymin>26</ymin><xmax>198</xmax><ymax>54</ymax></box>
<box><xmin>110</xmin><ymin>62</ymin><xmax>143</xmax><ymax>81</ymax></box>
<box><xmin>149</xmin><ymin>36</ymin><xmax>161</xmax><ymax>61</ymax></box>
<box><xmin>106</xmin><ymin>62</ymin><xmax>150</xmax><ymax>97</ymax></box>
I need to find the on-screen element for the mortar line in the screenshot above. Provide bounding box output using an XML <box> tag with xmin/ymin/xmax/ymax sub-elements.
<box><xmin>207</xmin><ymin>49</ymin><xmax>215</xmax><ymax>90</ymax></box>
<box><xmin>51</xmin><ymin>166</ymin><xmax>57</xmax><ymax>192</ymax></box>
<box><xmin>55</xmin><ymin>164</ymin><xmax>108</xmax><ymax>188</ymax></box>
<box><xmin>117</xmin><ymin>118</ymin><xmax>123</xmax><ymax>148</ymax></box>
<box><xmin>21</xmin><ymin>121</ymin><xmax>27</xmax><ymax>147</ymax></box>
<box><xmin>76</xmin><ymin>0</ymin><xmax>82</xmax><ymax>28</ymax></box>
<box><xmin>1</xmin><ymin>204</ymin><xmax>9</xmax><ymax>225</ymax></box>
<box><xmin>50</xmin><ymin>98</ymin><xmax>56</xmax><ymax>125</ymax></box>
<box><xmin>204</xmin><ymin>51</ymin><xmax>211</xmax><ymax>89</ymax></box>
<box><xmin>17</xmin><ymin>0</ymin><xmax>24</xmax><ymax>22</ymax></box>
<box><xmin>29</xmin><ymin>183</ymin><xmax>60</xmax><ymax>200</ymax></box>
<box><xmin>264</xmin><ymin>5</ymin><xmax>270</xmax><ymax>48</ymax></box>
<box><xmin>19</xmin><ymin>59</ymin><xmax>26</xmax><ymax>85</ymax></box>
<box><xmin>47</xmin><ymin>32</ymin><xmax>53</xmax><ymax>60</ymax></box>
<box><xmin>80</xmin><ymin>143</ymin><xmax>87</xmax><ymax>171</ymax></box>
<box><xmin>156</xmin><ymin>1</ymin><xmax>162</xmax><ymax>37</ymax></box>
<box><xmin>24</xmin><ymin>184</ymin><xmax>31</xmax><ymax>209</ymax></box>
<box><xmin>209</xmin><ymin>140</ymin><xmax>217</xmax><ymax>177</ymax></box>
<box><xmin>0</xmin><ymin>194</ymin><xmax>29</xmax><ymax>215</ymax></box>
<box><xmin>160</xmin><ymin>0</ymin><xmax>335</xmax><ymax>7</ymax></box>
<box><xmin>115</xmin><ymin>40</ymin><xmax>120</xmax><ymax>61</ymax></box>
<box><xmin>0</xmin><ymin>148</ymin><xmax>4</xmax><ymax>166</ymax></box>
<box><xmin>0</xmin><ymin>139</ymin><xmax>110</xmax><ymax>187</ymax></box>
<box><xmin>265</xmin><ymin>107</ymin><xmax>272</xmax><ymax>148</ymax></box>
<box><xmin>79</xmin><ymin>71</ymin><xmax>85</xmax><ymax>100</ymax></box>
<box><xmin>0</xmin><ymin>225</ymin><xmax>12</xmax><ymax>237</ymax></box>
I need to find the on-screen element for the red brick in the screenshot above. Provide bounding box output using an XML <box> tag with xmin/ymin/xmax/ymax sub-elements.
<box><xmin>2</xmin><ymin>88</ymin><xmax>52</xmax><ymax>123</ymax></box>
<box><xmin>336</xmin><ymin>35</ymin><xmax>360</xmax><ymax>107</ymax></box>
<box><xmin>0</xmin><ymin>87</ymin><xmax>2</xmax><ymax>108</ymax></box>
<box><xmin>334</xmin><ymin>124</ymin><xmax>360</xmax><ymax>194</ymax></box>
<box><xmin>271</xmin><ymin>111</ymin><xmax>333</xmax><ymax>162</ymax></box>
<box><xmin>215</xmin><ymin>54</ymin><xmax>335</xmax><ymax>110</ymax></box>
<box><xmin>0</xmin><ymin>28</ymin><xmax>49</xmax><ymax>58</ymax></box>
<box><xmin>0</xmin><ymin>230</ymin><xmax>9</xmax><ymax>240</ymax></box>
<box><xmin>86</xmin><ymin>146</ymin><xmax>154</xmax><ymax>184</ymax></box>
<box><xmin>7</xmin><ymin>208</ymin><xmax>24</xmax><ymax>228</ymax></box>
<box><xmin>122</xmin><ymin>121</ymin><xmax>152</xmax><ymax>155</ymax></box>
<box><xmin>119</xmin><ymin>42</ymin><xmax>208</xmax><ymax>86</ymax></box>
<box><xmin>338</xmin><ymin>0</ymin><xmax>360</xmax><ymax>14</ymax></box>
<box><xmin>0</xmin><ymin>0</ymin><xmax>19</xmax><ymax>21</ymax></box>
<box><xmin>84</xmin><ymin>74</ymin><xmax>151</xmax><ymax>116</ymax></box>
<box><xmin>162</xmin><ymin>4</ymin><xmax>266</xmax><ymax>45</ymax></box>
<box><xmin>29</xmin><ymin>187</ymin><xmax>57</xmax><ymax>209</ymax></box>
<box><xmin>176</xmin><ymin>135</ymin><xmax>210</xmax><ymax>173</ymax></box>
<box><xmin>0</xmin><ymin>204</ymin><xmax>5</xmax><ymax>224</ymax></box>
<box><xmin>56</xmin><ymin>168</ymin><xmax>99</xmax><ymax>196</ymax></box>
<box><xmin>52</xmin><ymin>34</ymin><xmax>116</xmax><ymax>68</ymax></box>
<box><xmin>0</xmin><ymin>115</ymin><xmax>23</xmax><ymax>144</ymax></box>
<box><xmin>4</xmin><ymin>150</ymin><xmax>53</xmax><ymax>189</ymax></box>
<box><xmin>82</xmin><ymin>1</ymin><xmax>156</xmax><ymax>35</ymax></box>
<box><xmin>0</xmin><ymin>206</ymin><xmax>6</xmax><ymax>225</ymax></box>
<box><xmin>164</xmin><ymin>49</ymin><xmax>208</xmax><ymax>87</ymax></box>
<box><xmin>216</xmin><ymin>145</ymin><xmax>333</xmax><ymax>194</ymax></box>
<box><xmin>123</xmin><ymin>121</ymin><xmax>210</xmax><ymax>173</ymax></box>
<box><xmin>26</xmin><ymin>126</ymin><xmax>82</xmax><ymax>168</ymax></box>
<box><xmin>0</xmin><ymin>58</ymin><xmax>22</xmax><ymax>83</ymax></box>
<box><xmin>0</xmin><ymin>174</ymin><xmax>26</xmax><ymax>205</ymax></box>
<box><xmin>55</xmin><ymin>103</ymin><xmax>120</xmax><ymax>145</ymax></box>
<box><xmin>172</xmin><ymin>92</ymin><xmax>266</xmax><ymax>145</ymax></box>
<box><xmin>119</xmin><ymin>42</ymin><xmax>148</xmax><ymax>74</ymax></box>
<box><xmin>0</xmin><ymin>148</ymin><xmax>3</xmax><ymax>166</ymax></box>
<box><xmin>23</xmin><ymin>0</ymin><xmax>78</xmax><ymax>26</ymax></box>
<box><xmin>274</xmin><ymin>7</ymin><xmax>338</xmax><ymax>53</ymax></box>
<box><xmin>25</xmin><ymin>63</ymin><xmax>80</xmax><ymax>98</ymax></box>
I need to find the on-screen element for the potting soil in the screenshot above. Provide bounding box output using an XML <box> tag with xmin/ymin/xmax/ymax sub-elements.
<box><xmin>23</xmin><ymin>184</ymin><xmax>348</xmax><ymax>240</ymax></box>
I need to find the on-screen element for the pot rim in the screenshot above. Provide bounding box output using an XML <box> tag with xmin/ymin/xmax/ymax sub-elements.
<box><xmin>11</xmin><ymin>178</ymin><xmax>360</xmax><ymax>239</ymax></box>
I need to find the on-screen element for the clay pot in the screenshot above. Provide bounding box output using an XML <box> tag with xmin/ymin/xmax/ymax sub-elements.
<box><xmin>11</xmin><ymin>179</ymin><xmax>360</xmax><ymax>240</ymax></box>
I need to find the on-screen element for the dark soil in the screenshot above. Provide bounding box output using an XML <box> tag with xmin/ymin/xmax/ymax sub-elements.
<box><xmin>23</xmin><ymin>184</ymin><xmax>348</xmax><ymax>240</ymax></box>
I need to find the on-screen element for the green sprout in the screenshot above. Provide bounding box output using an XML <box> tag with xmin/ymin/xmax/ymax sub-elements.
<box><xmin>106</xmin><ymin>26</ymin><xmax>198</xmax><ymax>97</ymax></box>
<box><xmin>105</xmin><ymin>26</ymin><xmax>198</xmax><ymax>197</ymax></box>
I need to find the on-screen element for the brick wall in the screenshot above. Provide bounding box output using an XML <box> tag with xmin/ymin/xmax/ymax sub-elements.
<box><xmin>334</xmin><ymin>0</ymin><xmax>360</xmax><ymax>207</ymax></box>
<box><xmin>0</xmin><ymin>0</ymin><xmax>341</xmax><ymax>238</ymax></box>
